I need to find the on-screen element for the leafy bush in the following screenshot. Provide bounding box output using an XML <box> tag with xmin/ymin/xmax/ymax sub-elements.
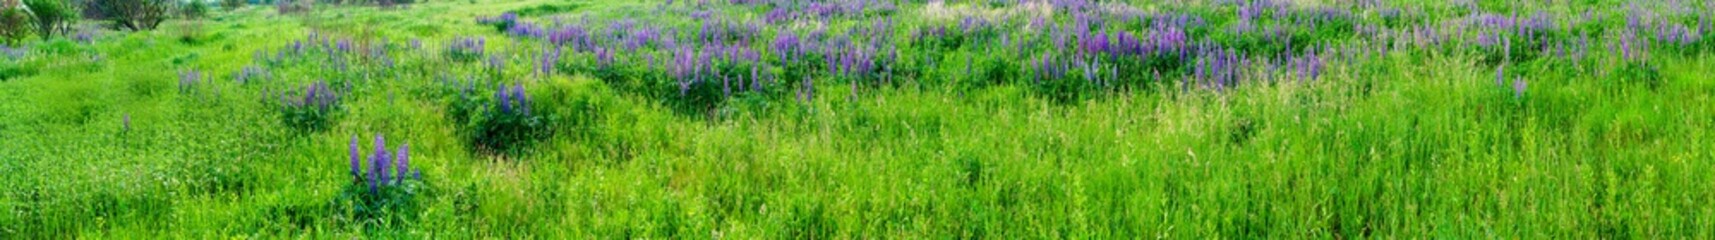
<box><xmin>472</xmin><ymin>84</ymin><xmax>545</xmax><ymax>154</ymax></box>
<box><xmin>172</xmin><ymin>19</ymin><xmax>205</xmax><ymax>44</ymax></box>
<box><xmin>444</xmin><ymin>81</ymin><xmax>546</xmax><ymax>155</ymax></box>
<box><xmin>0</xmin><ymin>46</ymin><xmax>35</xmax><ymax>81</ymax></box>
<box><xmin>0</xmin><ymin>8</ymin><xmax>29</xmax><ymax>45</ymax></box>
<box><xmin>179</xmin><ymin>0</ymin><xmax>208</xmax><ymax>19</ymax></box>
<box><xmin>24</xmin><ymin>0</ymin><xmax>76</xmax><ymax>39</ymax></box>
<box><xmin>85</xmin><ymin>0</ymin><xmax>172</xmax><ymax>31</ymax></box>
<box><xmin>277</xmin><ymin>81</ymin><xmax>344</xmax><ymax>132</ymax></box>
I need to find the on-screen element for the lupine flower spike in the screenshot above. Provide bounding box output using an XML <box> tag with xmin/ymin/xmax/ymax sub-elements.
<box><xmin>350</xmin><ymin>135</ymin><xmax>361</xmax><ymax>180</ymax></box>
<box><xmin>1513</xmin><ymin>78</ymin><xmax>1527</xmax><ymax>99</ymax></box>
<box><xmin>396</xmin><ymin>143</ymin><xmax>410</xmax><ymax>183</ymax></box>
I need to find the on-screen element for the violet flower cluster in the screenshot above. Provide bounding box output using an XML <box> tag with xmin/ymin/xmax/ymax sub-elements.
<box><xmin>350</xmin><ymin>135</ymin><xmax>418</xmax><ymax>195</ymax></box>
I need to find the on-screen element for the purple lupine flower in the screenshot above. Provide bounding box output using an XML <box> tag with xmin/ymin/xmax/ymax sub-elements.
<box><xmin>351</xmin><ymin>135</ymin><xmax>361</xmax><ymax>180</ymax></box>
<box><xmin>1495</xmin><ymin>65</ymin><xmax>1506</xmax><ymax>86</ymax></box>
<box><xmin>395</xmin><ymin>143</ymin><xmax>410</xmax><ymax>184</ymax></box>
<box><xmin>374</xmin><ymin>135</ymin><xmax>390</xmax><ymax>187</ymax></box>
<box><xmin>1513</xmin><ymin>78</ymin><xmax>1527</xmax><ymax>98</ymax></box>
<box><xmin>73</xmin><ymin>29</ymin><xmax>98</xmax><ymax>43</ymax></box>
<box><xmin>497</xmin><ymin>84</ymin><xmax>512</xmax><ymax>113</ymax></box>
<box><xmin>723</xmin><ymin>74</ymin><xmax>732</xmax><ymax>98</ymax></box>
<box><xmin>179</xmin><ymin>70</ymin><xmax>201</xmax><ymax>94</ymax></box>
<box><xmin>336</xmin><ymin>39</ymin><xmax>353</xmax><ymax>53</ymax></box>
<box><xmin>367</xmin><ymin>154</ymin><xmax>379</xmax><ymax>194</ymax></box>
<box><xmin>487</xmin><ymin>55</ymin><xmax>507</xmax><ymax>72</ymax></box>
<box><xmin>236</xmin><ymin>65</ymin><xmax>269</xmax><ymax>84</ymax></box>
<box><xmin>593</xmin><ymin>47</ymin><xmax>615</xmax><ymax>68</ymax></box>
<box><xmin>537</xmin><ymin>47</ymin><xmax>561</xmax><ymax>77</ymax></box>
<box><xmin>750</xmin><ymin>65</ymin><xmax>761</xmax><ymax>92</ymax></box>
<box><xmin>800</xmin><ymin>76</ymin><xmax>815</xmax><ymax>102</ymax></box>
<box><xmin>512</xmin><ymin>84</ymin><xmax>528</xmax><ymax>116</ymax></box>
<box><xmin>508</xmin><ymin>21</ymin><xmax>546</xmax><ymax>38</ymax></box>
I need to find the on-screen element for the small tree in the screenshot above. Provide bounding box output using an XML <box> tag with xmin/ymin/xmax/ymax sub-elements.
<box><xmin>25</xmin><ymin>0</ymin><xmax>75</xmax><ymax>39</ymax></box>
<box><xmin>221</xmin><ymin>0</ymin><xmax>242</xmax><ymax>11</ymax></box>
<box><xmin>0</xmin><ymin>3</ymin><xmax>29</xmax><ymax>45</ymax></box>
<box><xmin>86</xmin><ymin>0</ymin><xmax>171</xmax><ymax>31</ymax></box>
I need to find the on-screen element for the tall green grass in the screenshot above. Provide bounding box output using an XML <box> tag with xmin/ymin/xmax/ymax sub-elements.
<box><xmin>1</xmin><ymin>0</ymin><xmax>1712</xmax><ymax>238</ymax></box>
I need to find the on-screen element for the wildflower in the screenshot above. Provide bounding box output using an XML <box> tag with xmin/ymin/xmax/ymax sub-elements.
<box><xmin>512</xmin><ymin>84</ymin><xmax>529</xmax><ymax>116</ymax></box>
<box><xmin>395</xmin><ymin>144</ymin><xmax>410</xmax><ymax>184</ymax></box>
<box><xmin>350</xmin><ymin>135</ymin><xmax>361</xmax><ymax>180</ymax></box>
<box><xmin>487</xmin><ymin>55</ymin><xmax>507</xmax><ymax>73</ymax></box>
<box><xmin>497</xmin><ymin>84</ymin><xmax>512</xmax><ymax>113</ymax></box>
<box><xmin>1513</xmin><ymin>78</ymin><xmax>1527</xmax><ymax>98</ymax></box>
<box><xmin>179</xmin><ymin>70</ymin><xmax>202</xmax><ymax>94</ymax></box>
<box><xmin>372</xmin><ymin>135</ymin><xmax>390</xmax><ymax>192</ymax></box>
<box><xmin>1495</xmin><ymin>65</ymin><xmax>1506</xmax><ymax>87</ymax></box>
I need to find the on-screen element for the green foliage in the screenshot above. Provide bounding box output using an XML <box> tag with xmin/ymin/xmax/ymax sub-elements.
<box><xmin>0</xmin><ymin>8</ymin><xmax>30</xmax><ymax>45</ymax></box>
<box><xmin>0</xmin><ymin>56</ymin><xmax>37</xmax><ymax>81</ymax></box>
<box><xmin>86</xmin><ymin>0</ymin><xmax>173</xmax><ymax>31</ymax></box>
<box><xmin>511</xmin><ymin>2</ymin><xmax>583</xmax><ymax>17</ymax></box>
<box><xmin>3</xmin><ymin>0</ymin><xmax>1715</xmax><ymax>238</ymax></box>
<box><xmin>181</xmin><ymin>0</ymin><xmax>210</xmax><ymax>19</ymax></box>
<box><xmin>277</xmin><ymin>85</ymin><xmax>344</xmax><ymax>132</ymax></box>
<box><xmin>223</xmin><ymin>0</ymin><xmax>246</xmax><ymax>11</ymax></box>
<box><xmin>24</xmin><ymin>0</ymin><xmax>76</xmax><ymax>39</ymax></box>
<box><xmin>335</xmin><ymin>177</ymin><xmax>428</xmax><ymax>226</ymax></box>
<box><xmin>440</xmin><ymin>78</ymin><xmax>549</xmax><ymax>155</ymax></box>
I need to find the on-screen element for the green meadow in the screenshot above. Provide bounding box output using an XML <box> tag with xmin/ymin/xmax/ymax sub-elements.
<box><xmin>2</xmin><ymin>0</ymin><xmax>1713</xmax><ymax>238</ymax></box>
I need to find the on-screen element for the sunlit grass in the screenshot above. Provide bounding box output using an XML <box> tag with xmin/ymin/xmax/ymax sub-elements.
<box><xmin>1</xmin><ymin>0</ymin><xmax>1713</xmax><ymax>238</ymax></box>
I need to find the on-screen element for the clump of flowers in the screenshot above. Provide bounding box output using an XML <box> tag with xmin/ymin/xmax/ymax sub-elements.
<box><xmin>444</xmin><ymin>37</ymin><xmax>487</xmax><ymax>62</ymax></box>
<box><xmin>234</xmin><ymin>65</ymin><xmax>270</xmax><ymax>84</ymax></box>
<box><xmin>0</xmin><ymin>46</ymin><xmax>25</xmax><ymax>59</ymax></box>
<box><xmin>466</xmin><ymin>83</ymin><xmax>546</xmax><ymax>154</ymax></box>
<box><xmin>278</xmin><ymin>81</ymin><xmax>343</xmax><ymax>131</ymax></box>
<box><xmin>341</xmin><ymin>134</ymin><xmax>424</xmax><ymax>222</ymax></box>
<box><xmin>179</xmin><ymin>69</ymin><xmax>204</xmax><ymax>94</ymax></box>
<box><xmin>477</xmin><ymin>12</ymin><xmax>520</xmax><ymax>32</ymax></box>
<box><xmin>445</xmin><ymin>79</ymin><xmax>547</xmax><ymax>155</ymax></box>
<box><xmin>350</xmin><ymin>135</ymin><xmax>420</xmax><ymax>194</ymax></box>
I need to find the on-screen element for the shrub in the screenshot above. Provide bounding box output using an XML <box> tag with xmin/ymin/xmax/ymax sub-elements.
<box><xmin>172</xmin><ymin>19</ymin><xmax>204</xmax><ymax>44</ymax></box>
<box><xmin>179</xmin><ymin>0</ymin><xmax>208</xmax><ymax>19</ymax></box>
<box><xmin>0</xmin><ymin>46</ymin><xmax>35</xmax><ymax>81</ymax></box>
<box><xmin>0</xmin><ymin>7</ymin><xmax>29</xmax><ymax>45</ymax></box>
<box><xmin>277</xmin><ymin>81</ymin><xmax>344</xmax><ymax>131</ymax></box>
<box><xmin>24</xmin><ymin>0</ymin><xmax>76</xmax><ymax>39</ymax></box>
<box><xmin>472</xmin><ymin>84</ymin><xmax>546</xmax><ymax>154</ymax></box>
<box><xmin>85</xmin><ymin>0</ymin><xmax>172</xmax><ymax>31</ymax></box>
<box><xmin>445</xmin><ymin>82</ymin><xmax>546</xmax><ymax>155</ymax></box>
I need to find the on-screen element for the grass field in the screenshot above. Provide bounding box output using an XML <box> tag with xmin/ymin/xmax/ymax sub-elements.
<box><xmin>2</xmin><ymin>0</ymin><xmax>1714</xmax><ymax>238</ymax></box>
